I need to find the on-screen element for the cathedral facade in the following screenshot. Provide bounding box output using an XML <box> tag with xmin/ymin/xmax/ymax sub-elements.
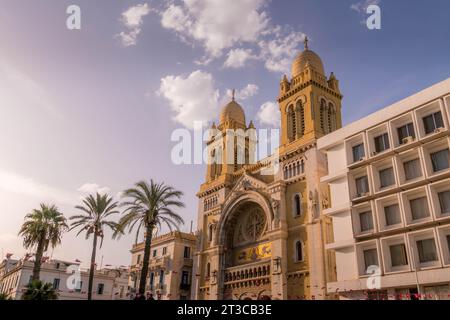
<box><xmin>192</xmin><ymin>40</ymin><xmax>342</xmax><ymax>300</ymax></box>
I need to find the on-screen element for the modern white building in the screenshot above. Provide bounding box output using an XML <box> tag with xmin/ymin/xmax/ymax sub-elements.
<box><xmin>0</xmin><ymin>258</ymin><xmax>130</xmax><ymax>300</ymax></box>
<box><xmin>318</xmin><ymin>78</ymin><xmax>450</xmax><ymax>300</ymax></box>
<box><xmin>129</xmin><ymin>231</ymin><xmax>197</xmax><ymax>300</ymax></box>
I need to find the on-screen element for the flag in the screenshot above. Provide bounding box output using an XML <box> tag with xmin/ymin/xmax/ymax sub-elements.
<box><xmin>6</xmin><ymin>253</ymin><xmax>13</xmax><ymax>259</ymax></box>
<box><xmin>75</xmin><ymin>259</ymin><xmax>81</xmax><ymax>263</ymax></box>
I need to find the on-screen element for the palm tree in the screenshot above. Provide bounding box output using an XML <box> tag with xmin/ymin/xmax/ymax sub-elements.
<box><xmin>0</xmin><ymin>293</ymin><xmax>11</xmax><ymax>300</ymax></box>
<box><xmin>18</xmin><ymin>204</ymin><xmax>68</xmax><ymax>281</ymax></box>
<box><xmin>69</xmin><ymin>193</ymin><xmax>121</xmax><ymax>300</ymax></box>
<box><xmin>118</xmin><ymin>180</ymin><xmax>185</xmax><ymax>295</ymax></box>
<box><xmin>22</xmin><ymin>280</ymin><xmax>58</xmax><ymax>300</ymax></box>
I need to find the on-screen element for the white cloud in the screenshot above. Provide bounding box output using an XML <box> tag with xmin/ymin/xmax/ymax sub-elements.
<box><xmin>159</xmin><ymin>1</ymin><xmax>307</xmax><ymax>73</ymax></box>
<box><xmin>118</xmin><ymin>3</ymin><xmax>151</xmax><ymax>47</ymax></box>
<box><xmin>256</xmin><ymin>101</ymin><xmax>280</xmax><ymax>127</ymax></box>
<box><xmin>160</xmin><ymin>0</ymin><xmax>269</xmax><ymax>58</ymax></box>
<box><xmin>350</xmin><ymin>0</ymin><xmax>381</xmax><ymax>13</ymax></box>
<box><xmin>226</xmin><ymin>84</ymin><xmax>259</xmax><ymax>101</ymax></box>
<box><xmin>259</xmin><ymin>30</ymin><xmax>306</xmax><ymax>74</ymax></box>
<box><xmin>0</xmin><ymin>169</ymin><xmax>76</xmax><ymax>204</ymax></box>
<box><xmin>158</xmin><ymin>70</ymin><xmax>220</xmax><ymax>129</ymax></box>
<box><xmin>161</xmin><ymin>4</ymin><xmax>191</xmax><ymax>33</ymax></box>
<box><xmin>77</xmin><ymin>183</ymin><xmax>111</xmax><ymax>195</ymax></box>
<box><xmin>224</xmin><ymin>48</ymin><xmax>257</xmax><ymax>68</ymax></box>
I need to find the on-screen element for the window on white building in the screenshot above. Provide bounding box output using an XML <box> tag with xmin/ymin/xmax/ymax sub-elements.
<box><xmin>162</xmin><ymin>247</ymin><xmax>167</xmax><ymax>255</ymax></box>
<box><xmin>149</xmin><ymin>272</ymin><xmax>154</xmax><ymax>290</ymax></box>
<box><xmin>423</xmin><ymin>111</ymin><xmax>444</xmax><ymax>134</ymax></box>
<box><xmin>397</xmin><ymin>123</ymin><xmax>416</xmax><ymax>144</ymax></box>
<box><xmin>374</xmin><ymin>133</ymin><xmax>390</xmax><ymax>153</ymax></box>
<box><xmin>152</xmin><ymin>249</ymin><xmax>157</xmax><ymax>257</ymax></box>
<box><xmin>75</xmin><ymin>281</ymin><xmax>82</xmax><ymax>292</ymax></box>
<box><xmin>181</xmin><ymin>271</ymin><xmax>190</xmax><ymax>285</ymax></box>
<box><xmin>379</xmin><ymin>167</ymin><xmax>395</xmax><ymax>188</ymax></box>
<box><xmin>384</xmin><ymin>204</ymin><xmax>401</xmax><ymax>226</ymax></box>
<box><xmin>52</xmin><ymin>278</ymin><xmax>60</xmax><ymax>290</ymax></box>
<box><xmin>352</xmin><ymin>143</ymin><xmax>365</xmax><ymax>162</ymax></box>
<box><xmin>410</xmin><ymin>197</ymin><xmax>430</xmax><ymax>220</ymax></box>
<box><xmin>359</xmin><ymin>211</ymin><xmax>373</xmax><ymax>232</ymax></box>
<box><xmin>355</xmin><ymin>176</ymin><xmax>369</xmax><ymax>196</ymax></box>
<box><xmin>363</xmin><ymin>249</ymin><xmax>378</xmax><ymax>273</ymax></box>
<box><xmin>438</xmin><ymin>190</ymin><xmax>450</xmax><ymax>214</ymax></box>
<box><xmin>430</xmin><ymin>149</ymin><xmax>450</xmax><ymax>172</ymax></box>
<box><xmin>403</xmin><ymin>159</ymin><xmax>422</xmax><ymax>180</ymax></box>
<box><xmin>97</xmin><ymin>283</ymin><xmax>104</xmax><ymax>295</ymax></box>
<box><xmin>389</xmin><ymin>244</ymin><xmax>408</xmax><ymax>267</ymax></box>
<box><xmin>184</xmin><ymin>246</ymin><xmax>191</xmax><ymax>259</ymax></box>
<box><xmin>447</xmin><ymin>235</ymin><xmax>450</xmax><ymax>255</ymax></box>
<box><xmin>417</xmin><ymin>239</ymin><xmax>438</xmax><ymax>263</ymax></box>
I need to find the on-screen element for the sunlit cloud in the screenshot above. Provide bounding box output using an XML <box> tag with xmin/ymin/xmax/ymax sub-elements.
<box><xmin>117</xmin><ymin>3</ymin><xmax>151</xmax><ymax>47</ymax></box>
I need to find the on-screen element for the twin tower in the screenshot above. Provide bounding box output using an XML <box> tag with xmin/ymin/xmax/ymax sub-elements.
<box><xmin>193</xmin><ymin>38</ymin><xmax>344</xmax><ymax>300</ymax></box>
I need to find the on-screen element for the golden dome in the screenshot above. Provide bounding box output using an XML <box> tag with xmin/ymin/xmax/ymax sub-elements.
<box><xmin>291</xmin><ymin>49</ymin><xmax>325</xmax><ymax>78</ymax></box>
<box><xmin>220</xmin><ymin>100</ymin><xmax>246</xmax><ymax>125</ymax></box>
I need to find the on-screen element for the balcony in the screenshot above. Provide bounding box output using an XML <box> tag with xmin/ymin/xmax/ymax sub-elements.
<box><xmin>149</xmin><ymin>256</ymin><xmax>170</xmax><ymax>270</ymax></box>
<box><xmin>223</xmin><ymin>261</ymin><xmax>271</xmax><ymax>286</ymax></box>
<box><xmin>183</xmin><ymin>258</ymin><xmax>193</xmax><ymax>267</ymax></box>
<box><xmin>180</xmin><ymin>283</ymin><xmax>191</xmax><ymax>291</ymax></box>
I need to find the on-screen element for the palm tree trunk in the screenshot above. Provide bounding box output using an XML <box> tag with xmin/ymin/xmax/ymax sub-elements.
<box><xmin>32</xmin><ymin>238</ymin><xmax>45</xmax><ymax>281</ymax></box>
<box><xmin>139</xmin><ymin>225</ymin><xmax>153</xmax><ymax>295</ymax></box>
<box><xmin>88</xmin><ymin>233</ymin><xmax>98</xmax><ymax>300</ymax></box>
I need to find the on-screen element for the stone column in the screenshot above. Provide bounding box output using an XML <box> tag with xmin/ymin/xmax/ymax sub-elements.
<box><xmin>269</xmin><ymin>230</ymin><xmax>288</xmax><ymax>300</ymax></box>
<box><xmin>208</xmin><ymin>246</ymin><xmax>222</xmax><ymax>300</ymax></box>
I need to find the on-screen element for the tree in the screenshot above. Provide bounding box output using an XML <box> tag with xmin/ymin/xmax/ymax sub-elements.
<box><xmin>69</xmin><ymin>193</ymin><xmax>121</xmax><ymax>300</ymax></box>
<box><xmin>22</xmin><ymin>280</ymin><xmax>58</xmax><ymax>300</ymax></box>
<box><xmin>18</xmin><ymin>204</ymin><xmax>68</xmax><ymax>281</ymax></box>
<box><xmin>118</xmin><ymin>180</ymin><xmax>185</xmax><ymax>295</ymax></box>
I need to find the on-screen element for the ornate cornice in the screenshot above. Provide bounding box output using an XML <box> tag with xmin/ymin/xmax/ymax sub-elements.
<box><xmin>278</xmin><ymin>80</ymin><xmax>342</xmax><ymax>103</ymax></box>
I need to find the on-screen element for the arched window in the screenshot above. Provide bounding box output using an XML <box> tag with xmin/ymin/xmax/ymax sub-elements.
<box><xmin>294</xmin><ymin>194</ymin><xmax>301</xmax><ymax>217</ymax></box>
<box><xmin>287</xmin><ymin>105</ymin><xmax>296</xmax><ymax>142</ymax></box>
<box><xmin>206</xmin><ymin>263</ymin><xmax>211</xmax><ymax>277</ymax></box>
<box><xmin>320</xmin><ymin>99</ymin><xmax>326</xmax><ymax>131</ymax></box>
<box><xmin>328</xmin><ymin>103</ymin><xmax>336</xmax><ymax>132</ymax></box>
<box><xmin>296</xmin><ymin>101</ymin><xmax>305</xmax><ymax>137</ymax></box>
<box><xmin>295</xmin><ymin>241</ymin><xmax>303</xmax><ymax>262</ymax></box>
<box><xmin>300</xmin><ymin>159</ymin><xmax>305</xmax><ymax>173</ymax></box>
<box><xmin>210</xmin><ymin>149</ymin><xmax>216</xmax><ymax>178</ymax></box>
<box><xmin>208</xmin><ymin>224</ymin><xmax>213</xmax><ymax>242</ymax></box>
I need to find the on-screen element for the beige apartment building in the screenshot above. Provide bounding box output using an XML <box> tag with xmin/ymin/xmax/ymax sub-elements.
<box><xmin>318</xmin><ymin>78</ymin><xmax>450</xmax><ymax>300</ymax></box>
<box><xmin>128</xmin><ymin>231</ymin><xmax>197</xmax><ymax>300</ymax></box>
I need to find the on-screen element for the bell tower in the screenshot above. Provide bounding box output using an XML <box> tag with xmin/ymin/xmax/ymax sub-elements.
<box><xmin>205</xmin><ymin>92</ymin><xmax>256</xmax><ymax>183</ymax></box>
<box><xmin>278</xmin><ymin>37</ymin><xmax>343</xmax><ymax>149</ymax></box>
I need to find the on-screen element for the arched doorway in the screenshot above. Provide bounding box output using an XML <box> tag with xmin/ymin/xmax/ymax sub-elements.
<box><xmin>219</xmin><ymin>200</ymin><xmax>272</xmax><ymax>300</ymax></box>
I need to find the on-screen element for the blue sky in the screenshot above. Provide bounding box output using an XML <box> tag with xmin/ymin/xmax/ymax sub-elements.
<box><xmin>0</xmin><ymin>0</ymin><xmax>449</xmax><ymax>267</ymax></box>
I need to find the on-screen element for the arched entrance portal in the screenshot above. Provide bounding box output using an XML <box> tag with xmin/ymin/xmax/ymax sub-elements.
<box><xmin>219</xmin><ymin>200</ymin><xmax>272</xmax><ymax>300</ymax></box>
